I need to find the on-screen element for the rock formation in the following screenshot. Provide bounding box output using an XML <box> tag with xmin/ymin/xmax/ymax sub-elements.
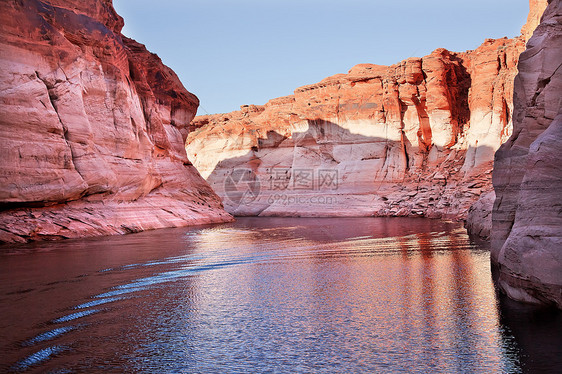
<box><xmin>0</xmin><ymin>0</ymin><xmax>232</xmax><ymax>243</ymax></box>
<box><xmin>187</xmin><ymin>37</ymin><xmax>524</xmax><ymax>218</ymax></box>
<box><xmin>466</xmin><ymin>0</ymin><xmax>548</xmax><ymax>240</ymax></box>
<box><xmin>466</xmin><ymin>190</ymin><xmax>495</xmax><ymax>240</ymax></box>
<box><xmin>491</xmin><ymin>0</ymin><xmax>562</xmax><ymax>308</ymax></box>
<box><xmin>522</xmin><ymin>0</ymin><xmax>550</xmax><ymax>42</ymax></box>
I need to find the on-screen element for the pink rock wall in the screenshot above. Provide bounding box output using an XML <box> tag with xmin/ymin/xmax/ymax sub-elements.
<box><xmin>0</xmin><ymin>0</ymin><xmax>232</xmax><ymax>243</ymax></box>
<box><xmin>492</xmin><ymin>0</ymin><xmax>562</xmax><ymax>308</ymax></box>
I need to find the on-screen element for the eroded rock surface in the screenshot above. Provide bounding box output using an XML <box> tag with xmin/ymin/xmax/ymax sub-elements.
<box><xmin>492</xmin><ymin>0</ymin><xmax>562</xmax><ymax>308</ymax></box>
<box><xmin>466</xmin><ymin>190</ymin><xmax>495</xmax><ymax>240</ymax></box>
<box><xmin>522</xmin><ymin>0</ymin><xmax>550</xmax><ymax>41</ymax></box>
<box><xmin>466</xmin><ymin>0</ymin><xmax>549</xmax><ymax>240</ymax></box>
<box><xmin>187</xmin><ymin>38</ymin><xmax>524</xmax><ymax>218</ymax></box>
<box><xmin>0</xmin><ymin>0</ymin><xmax>232</xmax><ymax>243</ymax></box>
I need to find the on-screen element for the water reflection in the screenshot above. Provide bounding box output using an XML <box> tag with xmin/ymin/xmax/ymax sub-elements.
<box><xmin>0</xmin><ymin>218</ymin><xmax>560</xmax><ymax>373</ymax></box>
<box><xmin>496</xmin><ymin>280</ymin><xmax>562</xmax><ymax>374</ymax></box>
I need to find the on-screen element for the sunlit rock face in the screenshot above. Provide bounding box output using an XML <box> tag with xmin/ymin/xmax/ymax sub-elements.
<box><xmin>0</xmin><ymin>0</ymin><xmax>232</xmax><ymax>243</ymax></box>
<box><xmin>492</xmin><ymin>0</ymin><xmax>562</xmax><ymax>308</ymax></box>
<box><xmin>187</xmin><ymin>38</ymin><xmax>524</xmax><ymax>218</ymax></box>
<box><xmin>466</xmin><ymin>0</ymin><xmax>548</xmax><ymax>240</ymax></box>
<box><xmin>522</xmin><ymin>0</ymin><xmax>549</xmax><ymax>42</ymax></box>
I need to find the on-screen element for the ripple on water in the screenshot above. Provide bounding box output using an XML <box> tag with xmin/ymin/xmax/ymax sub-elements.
<box><xmin>52</xmin><ymin>309</ymin><xmax>100</xmax><ymax>324</ymax></box>
<box><xmin>12</xmin><ymin>346</ymin><xmax>66</xmax><ymax>372</ymax></box>
<box><xmin>24</xmin><ymin>327</ymin><xmax>76</xmax><ymax>346</ymax></box>
<box><xmin>2</xmin><ymin>218</ymin><xmax>556</xmax><ymax>373</ymax></box>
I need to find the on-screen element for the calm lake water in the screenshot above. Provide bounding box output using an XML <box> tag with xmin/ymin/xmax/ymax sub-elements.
<box><xmin>0</xmin><ymin>217</ymin><xmax>561</xmax><ymax>373</ymax></box>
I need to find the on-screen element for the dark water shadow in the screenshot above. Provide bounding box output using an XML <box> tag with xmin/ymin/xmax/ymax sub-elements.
<box><xmin>470</xmin><ymin>238</ymin><xmax>562</xmax><ymax>373</ymax></box>
<box><xmin>493</xmin><ymin>268</ymin><xmax>562</xmax><ymax>374</ymax></box>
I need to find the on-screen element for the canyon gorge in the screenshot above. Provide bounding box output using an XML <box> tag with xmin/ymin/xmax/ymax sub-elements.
<box><xmin>186</xmin><ymin>0</ymin><xmax>561</xmax><ymax>309</ymax></box>
<box><xmin>0</xmin><ymin>0</ymin><xmax>559</xmax><ymax>312</ymax></box>
<box><xmin>187</xmin><ymin>21</ymin><xmax>528</xmax><ymax>219</ymax></box>
<box><xmin>0</xmin><ymin>0</ymin><xmax>232</xmax><ymax>243</ymax></box>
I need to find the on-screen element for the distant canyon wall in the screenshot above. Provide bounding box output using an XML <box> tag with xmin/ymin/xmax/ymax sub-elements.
<box><xmin>187</xmin><ymin>37</ymin><xmax>524</xmax><ymax>218</ymax></box>
<box><xmin>0</xmin><ymin>0</ymin><xmax>232</xmax><ymax>243</ymax></box>
<box><xmin>491</xmin><ymin>0</ymin><xmax>562</xmax><ymax>308</ymax></box>
<box><xmin>521</xmin><ymin>0</ymin><xmax>550</xmax><ymax>41</ymax></box>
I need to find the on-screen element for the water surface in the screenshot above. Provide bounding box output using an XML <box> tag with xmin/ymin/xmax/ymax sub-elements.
<box><xmin>0</xmin><ymin>218</ymin><xmax>560</xmax><ymax>373</ymax></box>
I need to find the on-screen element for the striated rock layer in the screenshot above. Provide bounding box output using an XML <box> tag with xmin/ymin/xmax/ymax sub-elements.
<box><xmin>492</xmin><ymin>0</ymin><xmax>562</xmax><ymax>308</ymax></box>
<box><xmin>0</xmin><ymin>0</ymin><xmax>232</xmax><ymax>243</ymax></box>
<box><xmin>466</xmin><ymin>0</ymin><xmax>548</xmax><ymax>238</ymax></box>
<box><xmin>187</xmin><ymin>37</ymin><xmax>524</xmax><ymax>218</ymax></box>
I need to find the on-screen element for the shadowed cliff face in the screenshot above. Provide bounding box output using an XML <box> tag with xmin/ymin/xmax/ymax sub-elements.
<box><xmin>0</xmin><ymin>0</ymin><xmax>232</xmax><ymax>243</ymax></box>
<box><xmin>186</xmin><ymin>38</ymin><xmax>524</xmax><ymax>219</ymax></box>
<box><xmin>492</xmin><ymin>0</ymin><xmax>562</xmax><ymax>308</ymax></box>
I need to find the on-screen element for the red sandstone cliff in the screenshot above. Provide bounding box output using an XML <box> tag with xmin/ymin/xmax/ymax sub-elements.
<box><xmin>491</xmin><ymin>0</ymin><xmax>562</xmax><ymax>308</ymax></box>
<box><xmin>186</xmin><ymin>37</ymin><xmax>524</xmax><ymax>218</ymax></box>
<box><xmin>0</xmin><ymin>0</ymin><xmax>232</xmax><ymax>243</ymax></box>
<box><xmin>522</xmin><ymin>0</ymin><xmax>550</xmax><ymax>41</ymax></box>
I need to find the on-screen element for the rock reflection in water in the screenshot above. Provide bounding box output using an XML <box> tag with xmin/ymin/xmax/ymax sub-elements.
<box><xmin>0</xmin><ymin>218</ymin><xmax>560</xmax><ymax>373</ymax></box>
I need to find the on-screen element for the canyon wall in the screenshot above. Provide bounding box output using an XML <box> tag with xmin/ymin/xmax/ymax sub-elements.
<box><xmin>0</xmin><ymin>0</ymin><xmax>232</xmax><ymax>243</ymax></box>
<box><xmin>491</xmin><ymin>0</ymin><xmax>562</xmax><ymax>308</ymax></box>
<box><xmin>187</xmin><ymin>38</ymin><xmax>524</xmax><ymax>218</ymax></box>
<box><xmin>466</xmin><ymin>0</ymin><xmax>548</xmax><ymax>240</ymax></box>
<box><xmin>522</xmin><ymin>0</ymin><xmax>550</xmax><ymax>41</ymax></box>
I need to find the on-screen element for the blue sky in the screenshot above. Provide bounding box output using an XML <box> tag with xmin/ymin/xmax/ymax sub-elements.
<box><xmin>114</xmin><ymin>0</ymin><xmax>529</xmax><ymax>115</ymax></box>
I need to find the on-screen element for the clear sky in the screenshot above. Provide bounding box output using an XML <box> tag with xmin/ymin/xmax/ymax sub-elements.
<box><xmin>113</xmin><ymin>0</ymin><xmax>529</xmax><ymax>116</ymax></box>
